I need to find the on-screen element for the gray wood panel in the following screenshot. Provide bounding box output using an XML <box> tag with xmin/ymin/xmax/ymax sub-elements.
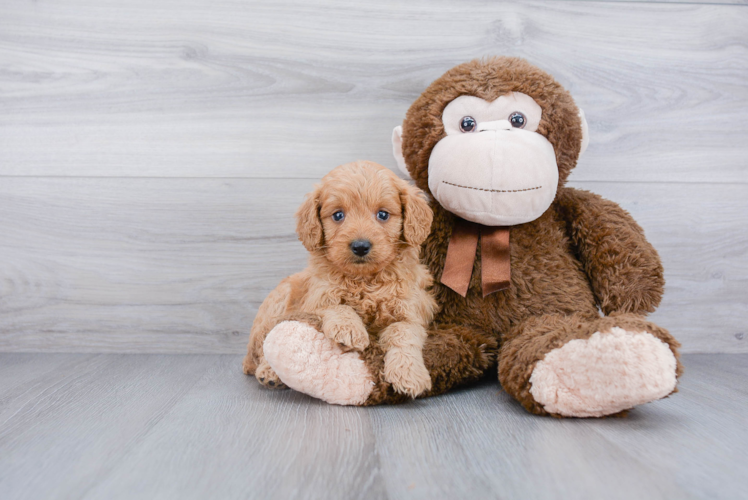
<box><xmin>582</xmin><ymin>354</ymin><xmax>748</xmax><ymax>500</ymax></box>
<box><xmin>572</xmin><ymin>0</ymin><xmax>746</xmax><ymax>3</ymax></box>
<box><xmin>369</xmin><ymin>392</ymin><xmax>694</xmax><ymax>500</ymax></box>
<box><xmin>0</xmin><ymin>177</ymin><xmax>310</xmax><ymax>353</ymax></box>
<box><xmin>83</xmin><ymin>354</ymin><xmax>387</xmax><ymax>500</ymax></box>
<box><xmin>0</xmin><ymin>353</ymin><xmax>745</xmax><ymax>500</ymax></box>
<box><xmin>0</xmin><ymin>353</ymin><xmax>219</xmax><ymax>500</ymax></box>
<box><xmin>0</xmin><ymin>0</ymin><xmax>746</xmax><ymax>183</ymax></box>
<box><xmin>1</xmin><ymin>0</ymin><xmax>746</xmax><ymax>355</ymax></box>
<box><xmin>1</xmin><ymin>177</ymin><xmax>745</xmax><ymax>353</ymax></box>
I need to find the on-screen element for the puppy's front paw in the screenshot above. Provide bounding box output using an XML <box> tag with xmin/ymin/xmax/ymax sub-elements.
<box><xmin>384</xmin><ymin>349</ymin><xmax>432</xmax><ymax>398</ymax></box>
<box><xmin>255</xmin><ymin>361</ymin><xmax>288</xmax><ymax>390</ymax></box>
<box><xmin>323</xmin><ymin>320</ymin><xmax>370</xmax><ymax>352</ymax></box>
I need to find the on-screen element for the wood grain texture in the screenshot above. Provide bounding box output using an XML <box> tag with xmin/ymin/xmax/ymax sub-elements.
<box><xmin>83</xmin><ymin>354</ymin><xmax>386</xmax><ymax>500</ymax></box>
<box><xmin>1</xmin><ymin>0</ymin><xmax>746</xmax><ymax>355</ymax></box>
<box><xmin>0</xmin><ymin>177</ymin><xmax>310</xmax><ymax>353</ymax></box>
<box><xmin>582</xmin><ymin>354</ymin><xmax>748</xmax><ymax>500</ymax></box>
<box><xmin>574</xmin><ymin>0</ymin><xmax>747</xmax><ymax>3</ymax></box>
<box><xmin>0</xmin><ymin>353</ymin><xmax>219</xmax><ymax>499</ymax></box>
<box><xmin>369</xmin><ymin>390</ymin><xmax>693</xmax><ymax>500</ymax></box>
<box><xmin>0</xmin><ymin>177</ymin><xmax>745</xmax><ymax>353</ymax></box>
<box><xmin>0</xmin><ymin>353</ymin><xmax>745</xmax><ymax>500</ymax></box>
<box><xmin>0</xmin><ymin>0</ymin><xmax>746</xmax><ymax>182</ymax></box>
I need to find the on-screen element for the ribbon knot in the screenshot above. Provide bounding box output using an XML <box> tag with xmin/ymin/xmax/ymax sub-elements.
<box><xmin>440</xmin><ymin>218</ymin><xmax>511</xmax><ymax>297</ymax></box>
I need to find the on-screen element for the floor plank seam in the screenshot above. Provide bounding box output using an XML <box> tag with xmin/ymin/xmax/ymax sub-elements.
<box><xmin>75</xmin><ymin>355</ymin><xmax>224</xmax><ymax>499</ymax></box>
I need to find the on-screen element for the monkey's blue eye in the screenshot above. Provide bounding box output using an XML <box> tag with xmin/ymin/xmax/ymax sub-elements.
<box><xmin>377</xmin><ymin>210</ymin><xmax>389</xmax><ymax>221</ymax></box>
<box><xmin>509</xmin><ymin>112</ymin><xmax>526</xmax><ymax>129</ymax></box>
<box><xmin>459</xmin><ymin>116</ymin><xmax>476</xmax><ymax>133</ymax></box>
<box><xmin>332</xmin><ymin>211</ymin><xmax>345</xmax><ymax>222</ymax></box>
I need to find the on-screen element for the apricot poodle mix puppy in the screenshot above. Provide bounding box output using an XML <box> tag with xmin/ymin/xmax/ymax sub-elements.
<box><xmin>243</xmin><ymin>160</ymin><xmax>437</xmax><ymax>398</ymax></box>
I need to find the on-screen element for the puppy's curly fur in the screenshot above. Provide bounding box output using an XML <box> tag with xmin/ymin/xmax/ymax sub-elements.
<box><xmin>243</xmin><ymin>160</ymin><xmax>437</xmax><ymax>398</ymax></box>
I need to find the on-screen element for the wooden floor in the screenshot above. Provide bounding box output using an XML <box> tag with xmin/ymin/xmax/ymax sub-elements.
<box><xmin>0</xmin><ymin>353</ymin><xmax>745</xmax><ymax>500</ymax></box>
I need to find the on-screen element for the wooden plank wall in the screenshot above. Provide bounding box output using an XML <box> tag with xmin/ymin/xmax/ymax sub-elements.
<box><xmin>1</xmin><ymin>0</ymin><xmax>746</xmax><ymax>353</ymax></box>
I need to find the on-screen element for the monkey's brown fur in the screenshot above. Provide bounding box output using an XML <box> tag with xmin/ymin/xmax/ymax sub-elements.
<box><xmin>243</xmin><ymin>160</ymin><xmax>438</xmax><ymax>398</ymax></box>
<box><xmin>360</xmin><ymin>57</ymin><xmax>682</xmax><ymax>413</ymax></box>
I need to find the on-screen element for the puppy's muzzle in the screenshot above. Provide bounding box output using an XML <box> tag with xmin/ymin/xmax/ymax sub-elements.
<box><xmin>350</xmin><ymin>239</ymin><xmax>372</xmax><ymax>257</ymax></box>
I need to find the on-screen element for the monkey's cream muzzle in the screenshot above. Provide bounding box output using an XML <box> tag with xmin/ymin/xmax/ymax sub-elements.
<box><xmin>390</xmin><ymin>91</ymin><xmax>588</xmax><ymax>295</ymax></box>
<box><xmin>428</xmin><ymin>125</ymin><xmax>558</xmax><ymax>227</ymax></box>
<box><xmin>392</xmin><ymin>92</ymin><xmax>587</xmax><ymax>228</ymax></box>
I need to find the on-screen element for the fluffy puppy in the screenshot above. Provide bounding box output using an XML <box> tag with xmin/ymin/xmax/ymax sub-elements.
<box><xmin>243</xmin><ymin>160</ymin><xmax>437</xmax><ymax>397</ymax></box>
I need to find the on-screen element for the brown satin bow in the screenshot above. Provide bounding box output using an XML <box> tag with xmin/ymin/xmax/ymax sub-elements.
<box><xmin>440</xmin><ymin>218</ymin><xmax>511</xmax><ymax>297</ymax></box>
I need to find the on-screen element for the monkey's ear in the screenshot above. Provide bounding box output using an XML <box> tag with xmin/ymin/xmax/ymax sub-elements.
<box><xmin>399</xmin><ymin>180</ymin><xmax>433</xmax><ymax>247</ymax></box>
<box><xmin>295</xmin><ymin>187</ymin><xmax>324</xmax><ymax>252</ymax></box>
<box><xmin>579</xmin><ymin>109</ymin><xmax>589</xmax><ymax>157</ymax></box>
<box><xmin>392</xmin><ymin>126</ymin><xmax>412</xmax><ymax>180</ymax></box>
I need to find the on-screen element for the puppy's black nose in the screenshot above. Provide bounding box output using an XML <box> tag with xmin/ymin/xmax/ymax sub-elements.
<box><xmin>350</xmin><ymin>240</ymin><xmax>372</xmax><ymax>257</ymax></box>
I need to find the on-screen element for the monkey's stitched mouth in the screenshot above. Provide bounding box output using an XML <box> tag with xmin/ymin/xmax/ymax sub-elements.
<box><xmin>442</xmin><ymin>181</ymin><xmax>542</xmax><ymax>193</ymax></box>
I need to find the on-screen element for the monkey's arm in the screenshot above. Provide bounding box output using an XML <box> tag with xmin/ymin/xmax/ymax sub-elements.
<box><xmin>555</xmin><ymin>187</ymin><xmax>665</xmax><ymax>316</ymax></box>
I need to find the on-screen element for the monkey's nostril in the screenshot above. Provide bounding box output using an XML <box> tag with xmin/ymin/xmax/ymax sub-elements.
<box><xmin>350</xmin><ymin>240</ymin><xmax>372</xmax><ymax>257</ymax></box>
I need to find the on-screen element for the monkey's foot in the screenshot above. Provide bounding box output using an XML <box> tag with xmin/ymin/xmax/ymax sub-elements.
<box><xmin>263</xmin><ymin>321</ymin><xmax>375</xmax><ymax>405</ymax></box>
<box><xmin>529</xmin><ymin>327</ymin><xmax>678</xmax><ymax>417</ymax></box>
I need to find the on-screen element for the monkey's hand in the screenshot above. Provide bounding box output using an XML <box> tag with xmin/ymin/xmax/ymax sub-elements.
<box><xmin>556</xmin><ymin>187</ymin><xmax>665</xmax><ymax>316</ymax></box>
<box><xmin>320</xmin><ymin>305</ymin><xmax>370</xmax><ymax>352</ymax></box>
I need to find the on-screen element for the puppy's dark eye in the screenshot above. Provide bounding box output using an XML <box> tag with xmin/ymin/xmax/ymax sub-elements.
<box><xmin>376</xmin><ymin>210</ymin><xmax>389</xmax><ymax>222</ymax></box>
<box><xmin>332</xmin><ymin>211</ymin><xmax>345</xmax><ymax>222</ymax></box>
<box><xmin>509</xmin><ymin>112</ymin><xmax>526</xmax><ymax>129</ymax></box>
<box><xmin>459</xmin><ymin>116</ymin><xmax>477</xmax><ymax>133</ymax></box>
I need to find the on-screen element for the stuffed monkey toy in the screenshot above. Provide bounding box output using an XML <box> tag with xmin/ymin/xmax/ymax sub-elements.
<box><xmin>250</xmin><ymin>57</ymin><xmax>682</xmax><ymax>417</ymax></box>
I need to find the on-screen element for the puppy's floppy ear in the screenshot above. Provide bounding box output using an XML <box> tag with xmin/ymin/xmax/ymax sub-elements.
<box><xmin>295</xmin><ymin>186</ymin><xmax>324</xmax><ymax>252</ymax></box>
<box><xmin>399</xmin><ymin>179</ymin><xmax>433</xmax><ymax>247</ymax></box>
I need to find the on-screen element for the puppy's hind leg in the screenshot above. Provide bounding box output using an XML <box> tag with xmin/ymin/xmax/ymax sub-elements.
<box><xmin>243</xmin><ymin>277</ymin><xmax>295</xmax><ymax>377</ymax></box>
<box><xmin>255</xmin><ymin>361</ymin><xmax>288</xmax><ymax>390</ymax></box>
